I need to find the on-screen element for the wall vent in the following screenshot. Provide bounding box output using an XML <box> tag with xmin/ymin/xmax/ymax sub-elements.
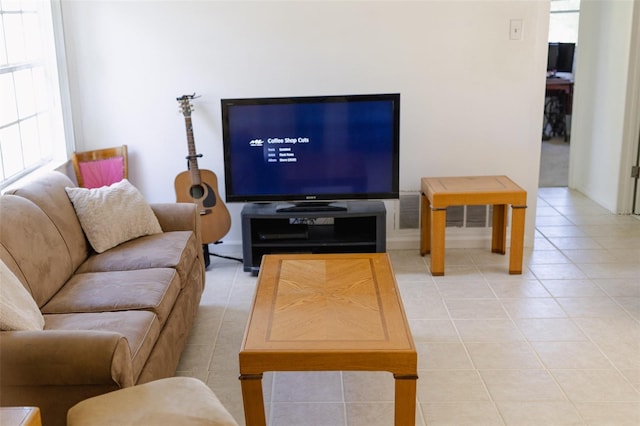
<box><xmin>399</xmin><ymin>193</ymin><xmax>420</xmax><ymax>229</ymax></box>
<box><xmin>398</xmin><ymin>193</ymin><xmax>493</xmax><ymax>229</ymax></box>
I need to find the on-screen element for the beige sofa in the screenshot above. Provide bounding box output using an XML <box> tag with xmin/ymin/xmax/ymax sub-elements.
<box><xmin>0</xmin><ymin>171</ymin><xmax>205</xmax><ymax>426</ymax></box>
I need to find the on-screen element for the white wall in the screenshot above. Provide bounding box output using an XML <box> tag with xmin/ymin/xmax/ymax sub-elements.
<box><xmin>569</xmin><ymin>0</ymin><xmax>636</xmax><ymax>212</ymax></box>
<box><xmin>61</xmin><ymin>0</ymin><xmax>550</xmax><ymax>246</ymax></box>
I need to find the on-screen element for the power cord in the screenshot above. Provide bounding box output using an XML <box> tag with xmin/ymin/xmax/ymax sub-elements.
<box><xmin>203</xmin><ymin>242</ymin><xmax>243</xmax><ymax>268</ymax></box>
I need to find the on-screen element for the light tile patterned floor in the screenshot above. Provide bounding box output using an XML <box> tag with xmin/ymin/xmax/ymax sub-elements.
<box><xmin>177</xmin><ymin>188</ymin><xmax>640</xmax><ymax>425</ymax></box>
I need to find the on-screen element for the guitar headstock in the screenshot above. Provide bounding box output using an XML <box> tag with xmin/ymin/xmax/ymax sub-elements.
<box><xmin>177</xmin><ymin>93</ymin><xmax>199</xmax><ymax>117</ymax></box>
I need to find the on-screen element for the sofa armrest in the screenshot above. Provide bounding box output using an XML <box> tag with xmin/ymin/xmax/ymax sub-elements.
<box><xmin>0</xmin><ymin>330</ymin><xmax>134</xmax><ymax>388</ymax></box>
<box><xmin>150</xmin><ymin>203</ymin><xmax>201</xmax><ymax>238</ymax></box>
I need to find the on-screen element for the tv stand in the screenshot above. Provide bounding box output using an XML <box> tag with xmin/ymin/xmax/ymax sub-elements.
<box><xmin>275</xmin><ymin>201</ymin><xmax>348</xmax><ymax>213</ymax></box>
<box><xmin>241</xmin><ymin>201</ymin><xmax>386</xmax><ymax>274</ymax></box>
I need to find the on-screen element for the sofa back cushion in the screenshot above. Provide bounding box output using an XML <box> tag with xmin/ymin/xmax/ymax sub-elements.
<box><xmin>6</xmin><ymin>171</ymin><xmax>89</xmax><ymax>271</ymax></box>
<box><xmin>0</xmin><ymin>195</ymin><xmax>75</xmax><ymax>307</ymax></box>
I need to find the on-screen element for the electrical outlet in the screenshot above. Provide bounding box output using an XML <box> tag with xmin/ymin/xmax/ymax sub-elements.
<box><xmin>510</xmin><ymin>19</ymin><xmax>523</xmax><ymax>40</ymax></box>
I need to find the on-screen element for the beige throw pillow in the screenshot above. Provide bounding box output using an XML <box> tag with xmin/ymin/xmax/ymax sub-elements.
<box><xmin>0</xmin><ymin>260</ymin><xmax>45</xmax><ymax>331</ymax></box>
<box><xmin>65</xmin><ymin>179</ymin><xmax>162</xmax><ymax>253</ymax></box>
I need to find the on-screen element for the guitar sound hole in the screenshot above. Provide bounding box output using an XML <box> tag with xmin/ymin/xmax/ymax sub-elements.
<box><xmin>189</xmin><ymin>185</ymin><xmax>205</xmax><ymax>199</ymax></box>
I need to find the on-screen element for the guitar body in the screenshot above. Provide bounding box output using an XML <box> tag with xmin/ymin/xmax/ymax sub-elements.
<box><xmin>175</xmin><ymin>94</ymin><xmax>231</xmax><ymax>245</ymax></box>
<box><xmin>174</xmin><ymin>169</ymin><xmax>231</xmax><ymax>244</ymax></box>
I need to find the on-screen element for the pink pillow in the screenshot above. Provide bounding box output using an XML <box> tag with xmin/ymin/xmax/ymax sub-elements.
<box><xmin>78</xmin><ymin>157</ymin><xmax>125</xmax><ymax>189</ymax></box>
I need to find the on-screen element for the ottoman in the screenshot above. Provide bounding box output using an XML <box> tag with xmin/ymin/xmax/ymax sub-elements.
<box><xmin>67</xmin><ymin>377</ymin><xmax>238</xmax><ymax>426</ymax></box>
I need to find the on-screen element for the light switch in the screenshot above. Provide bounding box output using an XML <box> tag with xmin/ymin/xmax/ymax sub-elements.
<box><xmin>510</xmin><ymin>19</ymin><xmax>523</xmax><ymax>40</ymax></box>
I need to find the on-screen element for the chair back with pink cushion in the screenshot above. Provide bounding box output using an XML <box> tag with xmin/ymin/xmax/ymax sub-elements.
<box><xmin>72</xmin><ymin>145</ymin><xmax>128</xmax><ymax>188</ymax></box>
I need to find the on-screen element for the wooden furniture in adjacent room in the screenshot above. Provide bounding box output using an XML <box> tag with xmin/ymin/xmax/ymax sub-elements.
<box><xmin>0</xmin><ymin>407</ymin><xmax>42</xmax><ymax>426</ymax></box>
<box><xmin>239</xmin><ymin>253</ymin><xmax>417</xmax><ymax>426</ymax></box>
<box><xmin>420</xmin><ymin>175</ymin><xmax>527</xmax><ymax>276</ymax></box>
<box><xmin>545</xmin><ymin>76</ymin><xmax>574</xmax><ymax>112</ymax></box>
<box><xmin>545</xmin><ymin>76</ymin><xmax>574</xmax><ymax>141</ymax></box>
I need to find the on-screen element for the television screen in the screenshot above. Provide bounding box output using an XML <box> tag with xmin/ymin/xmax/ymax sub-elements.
<box><xmin>547</xmin><ymin>42</ymin><xmax>575</xmax><ymax>73</ymax></box>
<box><xmin>221</xmin><ymin>93</ymin><xmax>400</xmax><ymax>206</ymax></box>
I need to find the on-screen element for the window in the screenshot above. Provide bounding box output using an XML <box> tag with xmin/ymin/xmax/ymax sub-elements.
<box><xmin>0</xmin><ymin>0</ymin><xmax>68</xmax><ymax>189</ymax></box>
<box><xmin>549</xmin><ymin>0</ymin><xmax>580</xmax><ymax>43</ymax></box>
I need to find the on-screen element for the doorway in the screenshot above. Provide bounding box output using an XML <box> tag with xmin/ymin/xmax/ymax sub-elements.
<box><xmin>539</xmin><ymin>0</ymin><xmax>580</xmax><ymax>188</ymax></box>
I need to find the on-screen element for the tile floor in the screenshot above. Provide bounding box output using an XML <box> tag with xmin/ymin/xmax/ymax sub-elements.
<box><xmin>177</xmin><ymin>187</ymin><xmax>640</xmax><ymax>425</ymax></box>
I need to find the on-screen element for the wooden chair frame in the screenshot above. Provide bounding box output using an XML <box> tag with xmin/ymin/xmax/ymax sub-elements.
<box><xmin>71</xmin><ymin>145</ymin><xmax>128</xmax><ymax>188</ymax></box>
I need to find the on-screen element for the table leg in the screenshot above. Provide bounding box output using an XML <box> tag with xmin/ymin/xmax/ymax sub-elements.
<box><xmin>420</xmin><ymin>194</ymin><xmax>431</xmax><ymax>256</ymax></box>
<box><xmin>239</xmin><ymin>373</ymin><xmax>267</xmax><ymax>426</ymax></box>
<box><xmin>430</xmin><ymin>208</ymin><xmax>446</xmax><ymax>276</ymax></box>
<box><xmin>394</xmin><ymin>374</ymin><xmax>417</xmax><ymax>426</ymax></box>
<box><xmin>509</xmin><ymin>206</ymin><xmax>527</xmax><ymax>274</ymax></box>
<box><xmin>491</xmin><ymin>204</ymin><xmax>508</xmax><ymax>254</ymax></box>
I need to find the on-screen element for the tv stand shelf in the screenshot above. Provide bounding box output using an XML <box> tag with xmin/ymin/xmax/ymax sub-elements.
<box><xmin>241</xmin><ymin>201</ymin><xmax>386</xmax><ymax>273</ymax></box>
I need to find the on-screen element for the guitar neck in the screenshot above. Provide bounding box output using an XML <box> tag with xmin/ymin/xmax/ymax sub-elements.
<box><xmin>184</xmin><ymin>116</ymin><xmax>202</xmax><ymax>185</ymax></box>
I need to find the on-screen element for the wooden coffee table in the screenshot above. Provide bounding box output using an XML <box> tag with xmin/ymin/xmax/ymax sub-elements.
<box><xmin>239</xmin><ymin>253</ymin><xmax>417</xmax><ymax>426</ymax></box>
<box><xmin>0</xmin><ymin>407</ymin><xmax>42</xmax><ymax>426</ymax></box>
<box><xmin>420</xmin><ymin>175</ymin><xmax>527</xmax><ymax>276</ymax></box>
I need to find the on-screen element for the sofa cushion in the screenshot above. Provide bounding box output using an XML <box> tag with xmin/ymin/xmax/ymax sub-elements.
<box><xmin>44</xmin><ymin>311</ymin><xmax>161</xmax><ymax>383</ymax></box>
<box><xmin>0</xmin><ymin>195</ymin><xmax>74</xmax><ymax>306</ymax></box>
<box><xmin>76</xmin><ymin>231</ymin><xmax>199</xmax><ymax>288</ymax></box>
<box><xmin>65</xmin><ymin>179</ymin><xmax>162</xmax><ymax>253</ymax></box>
<box><xmin>0</xmin><ymin>260</ymin><xmax>45</xmax><ymax>331</ymax></box>
<box><xmin>42</xmin><ymin>269</ymin><xmax>180</xmax><ymax>326</ymax></box>
<box><xmin>6</xmin><ymin>171</ymin><xmax>89</xmax><ymax>271</ymax></box>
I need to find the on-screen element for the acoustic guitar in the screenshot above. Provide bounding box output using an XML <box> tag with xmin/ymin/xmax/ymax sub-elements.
<box><xmin>174</xmin><ymin>94</ymin><xmax>231</xmax><ymax>245</ymax></box>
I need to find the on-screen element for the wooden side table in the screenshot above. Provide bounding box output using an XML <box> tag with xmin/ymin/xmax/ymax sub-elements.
<box><xmin>0</xmin><ymin>407</ymin><xmax>42</xmax><ymax>426</ymax></box>
<box><xmin>420</xmin><ymin>175</ymin><xmax>527</xmax><ymax>276</ymax></box>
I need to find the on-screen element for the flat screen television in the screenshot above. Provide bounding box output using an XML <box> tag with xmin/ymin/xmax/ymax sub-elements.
<box><xmin>221</xmin><ymin>93</ymin><xmax>400</xmax><ymax>211</ymax></box>
<box><xmin>547</xmin><ymin>42</ymin><xmax>575</xmax><ymax>74</ymax></box>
